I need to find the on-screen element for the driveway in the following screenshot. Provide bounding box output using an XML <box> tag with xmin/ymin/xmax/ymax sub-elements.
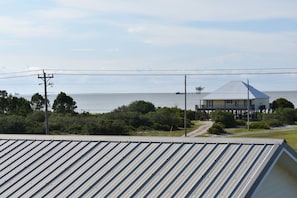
<box><xmin>182</xmin><ymin>121</ymin><xmax>213</xmax><ymax>137</ymax></box>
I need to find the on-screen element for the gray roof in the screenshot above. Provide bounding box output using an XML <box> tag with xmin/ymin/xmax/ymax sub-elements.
<box><xmin>203</xmin><ymin>81</ymin><xmax>269</xmax><ymax>100</ymax></box>
<box><xmin>1</xmin><ymin>135</ymin><xmax>296</xmax><ymax>197</ymax></box>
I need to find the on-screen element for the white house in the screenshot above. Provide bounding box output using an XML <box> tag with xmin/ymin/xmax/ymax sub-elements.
<box><xmin>1</xmin><ymin>134</ymin><xmax>296</xmax><ymax>197</ymax></box>
<box><xmin>201</xmin><ymin>81</ymin><xmax>269</xmax><ymax>111</ymax></box>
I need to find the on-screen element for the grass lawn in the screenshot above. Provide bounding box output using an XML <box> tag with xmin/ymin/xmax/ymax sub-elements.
<box><xmin>234</xmin><ymin>130</ymin><xmax>297</xmax><ymax>152</ymax></box>
<box><xmin>131</xmin><ymin>121</ymin><xmax>297</xmax><ymax>152</ymax></box>
<box><xmin>225</xmin><ymin>128</ymin><xmax>266</xmax><ymax>134</ymax></box>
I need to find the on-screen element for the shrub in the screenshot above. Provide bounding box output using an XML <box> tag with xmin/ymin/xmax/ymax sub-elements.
<box><xmin>208</xmin><ymin>122</ymin><xmax>225</xmax><ymax>134</ymax></box>
<box><xmin>92</xmin><ymin>119</ymin><xmax>129</xmax><ymax>135</ymax></box>
<box><xmin>267</xmin><ymin>119</ymin><xmax>283</xmax><ymax>127</ymax></box>
<box><xmin>25</xmin><ymin>120</ymin><xmax>44</xmax><ymax>134</ymax></box>
<box><xmin>210</xmin><ymin>110</ymin><xmax>236</xmax><ymax>128</ymax></box>
<box><xmin>0</xmin><ymin>115</ymin><xmax>26</xmax><ymax>133</ymax></box>
<box><xmin>262</xmin><ymin>108</ymin><xmax>296</xmax><ymax>126</ymax></box>
<box><xmin>236</xmin><ymin>119</ymin><xmax>246</xmax><ymax>126</ymax></box>
<box><xmin>186</xmin><ymin>110</ymin><xmax>196</xmax><ymax>120</ymax></box>
<box><xmin>248</xmin><ymin>122</ymin><xmax>270</xmax><ymax>129</ymax></box>
<box><xmin>275</xmin><ymin>108</ymin><xmax>296</xmax><ymax>125</ymax></box>
<box><xmin>149</xmin><ymin>107</ymin><xmax>184</xmax><ymax>131</ymax></box>
<box><xmin>26</xmin><ymin>111</ymin><xmax>45</xmax><ymax>122</ymax></box>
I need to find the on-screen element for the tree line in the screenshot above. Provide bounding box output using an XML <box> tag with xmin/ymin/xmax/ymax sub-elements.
<box><xmin>0</xmin><ymin>90</ymin><xmax>195</xmax><ymax>135</ymax></box>
<box><xmin>1</xmin><ymin>89</ymin><xmax>295</xmax><ymax>135</ymax></box>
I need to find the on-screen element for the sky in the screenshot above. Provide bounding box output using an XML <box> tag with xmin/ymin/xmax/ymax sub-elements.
<box><xmin>0</xmin><ymin>0</ymin><xmax>297</xmax><ymax>95</ymax></box>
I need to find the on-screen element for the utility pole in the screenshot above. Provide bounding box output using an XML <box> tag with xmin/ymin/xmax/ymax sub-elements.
<box><xmin>247</xmin><ymin>79</ymin><xmax>250</xmax><ymax>131</ymax></box>
<box><xmin>38</xmin><ymin>70</ymin><xmax>54</xmax><ymax>135</ymax></box>
<box><xmin>184</xmin><ymin>75</ymin><xmax>187</xmax><ymax>137</ymax></box>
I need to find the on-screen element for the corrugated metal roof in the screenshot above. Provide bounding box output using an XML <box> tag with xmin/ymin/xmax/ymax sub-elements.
<box><xmin>203</xmin><ymin>81</ymin><xmax>269</xmax><ymax>100</ymax></box>
<box><xmin>0</xmin><ymin>135</ymin><xmax>291</xmax><ymax>197</ymax></box>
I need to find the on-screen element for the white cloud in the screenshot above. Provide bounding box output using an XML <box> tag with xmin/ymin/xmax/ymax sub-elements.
<box><xmin>0</xmin><ymin>39</ymin><xmax>23</xmax><ymax>46</ymax></box>
<box><xmin>128</xmin><ymin>26</ymin><xmax>146</xmax><ymax>33</ymax></box>
<box><xmin>55</xmin><ymin>0</ymin><xmax>297</xmax><ymax>21</ymax></box>
<box><xmin>35</xmin><ymin>7</ymin><xmax>89</xmax><ymax>20</ymax></box>
<box><xmin>26</xmin><ymin>66</ymin><xmax>43</xmax><ymax>71</ymax></box>
<box><xmin>0</xmin><ymin>0</ymin><xmax>295</xmax><ymax>94</ymax></box>
<box><xmin>127</xmin><ymin>23</ymin><xmax>297</xmax><ymax>53</ymax></box>
<box><xmin>105</xmin><ymin>48</ymin><xmax>120</xmax><ymax>52</ymax></box>
<box><xmin>195</xmin><ymin>53</ymin><xmax>245</xmax><ymax>67</ymax></box>
<box><xmin>0</xmin><ymin>16</ymin><xmax>62</xmax><ymax>37</ymax></box>
<box><xmin>71</xmin><ymin>48</ymin><xmax>96</xmax><ymax>52</ymax></box>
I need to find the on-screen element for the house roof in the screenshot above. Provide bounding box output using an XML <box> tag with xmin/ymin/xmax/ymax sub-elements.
<box><xmin>1</xmin><ymin>135</ymin><xmax>296</xmax><ymax>197</ymax></box>
<box><xmin>203</xmin><ymin>81</ymin><xmax>269</xmax><ymax>100</ymax></box>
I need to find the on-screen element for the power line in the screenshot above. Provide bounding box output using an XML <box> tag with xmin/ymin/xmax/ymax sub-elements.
<box><xmin>46</xmin><ymin>67</ymin><xmax>297</xmax><ymax>76</ymax></box>
<box><xmin>53</xmin><ymin>71</ymin><xmax>297</xmax><ymax>76</ymax></box>
<box><xmin>0</xmin><ymin>74</ymin><xmax>36</xmax><ymax>80</ymax></box>
<box><xmin>0</xmin><ymin>69</ymin><xmax>42</xmax><ymax>75</ymax></box>
<box><xmin>0</xmin><ymin>67</ymin><xmax>296</xmax><ymax>79</ymax></box>
<box><xmin>45</xmin><ymin>67</ymin><xmax>297</xmax><ymax>72</ymax></box>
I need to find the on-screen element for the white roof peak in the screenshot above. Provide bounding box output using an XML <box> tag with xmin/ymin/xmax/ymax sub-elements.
<box><xmin>203</xmin><ymin>81</ymin><xmax>269</xmax><ymax>100</ymax></box>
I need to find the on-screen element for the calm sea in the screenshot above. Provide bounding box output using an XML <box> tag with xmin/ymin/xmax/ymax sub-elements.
<box><xmin>39</xmin><ymin>91</ymin><xmax>297</xmax><ymax>113</ymax></box>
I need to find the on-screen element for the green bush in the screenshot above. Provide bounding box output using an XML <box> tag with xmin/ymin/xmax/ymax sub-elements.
<box><xmin>0</xmin><ymin>97</ymin><xmax>196</xmax><ymax>135</ymax></box>
<box><xmin>186</xmin><ymin>110</ymin><xmax>196</xmax><ymax>120</ymax></box>
<box><xmin>25</xmin><ymin>120</ymin><xmax>44</xmax><ymax>134</ymax></box>
<box><xmin>91</xmin><ymin>119</ymin><xmax>129</xmax><ymax>135</ymax></box>
<box><xmin>275</xmin><ymin>108</ymin><xmax>296</xmax><ymax>125</ymax></box>
<box><xmin>262</xmin><ymin>108</ymin><xmax>297</xmax><ymax>126</ymax></box>
<box><xmin>0</xmin><ymin>115</ymin><xmax>26</xmax><ymax>133</ymax></box>
<box><xmin>24</xmin><ymin>111</ymin><xmax>45</xmax><ymax>134</ymax></box>
<box><xmin>149</xmin><ymin>107</ymin><xmax>184</xmax><ymax>131</ymax></box>
<box><xmin>208</xmin><ymin>123</ymin><xmax>225</xmax><ymax>134</ymax></box>
<box><xmin>249</xmin><ymin>122</ymin><xmax>270</xmax><ymax>129</ymax></box>
<box><xmin>210</xmin><ymin>110</ymin><xmax>236</xmax><ymax>128</ymax></box>
<box><xmin>267</xmin><ymin>119</ymin><xmax>283</xmax><ymax>127</ymax></box>
<box><xmin>236</xmin><ymin>119</ymin><xmax>246</xmax><ymax>126</ymax></box>
<box><xmin>26</xmin><ymin>111</ymin><xmax>45</xmax><ymax>122</ymax></box>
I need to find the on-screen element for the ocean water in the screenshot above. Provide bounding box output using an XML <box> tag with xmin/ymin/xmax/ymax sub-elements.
<box><xmin>70</xmin><ymin>93</ymin><xmax>208</xmax><ymax>113</ymax></box>
<box><xmin>42</xmin><ymin>91</ymin><xmax>296</xmax><ymax>114</ymax></box>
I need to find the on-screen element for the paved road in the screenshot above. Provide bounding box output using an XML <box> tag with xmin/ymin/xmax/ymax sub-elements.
<box><xmin>182</xmin><ymin>121</ymin><xmax>213</xmax><ymax>137</ymax></box>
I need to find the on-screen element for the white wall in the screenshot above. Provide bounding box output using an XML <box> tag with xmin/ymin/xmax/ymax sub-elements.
<box><xmin>253</xmin><ymin>163</ymin><xmax>297</xmax><ymax>198</ymax></box>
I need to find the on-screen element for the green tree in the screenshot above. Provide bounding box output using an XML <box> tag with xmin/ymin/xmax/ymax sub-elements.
<box><xmin>149</xmin><ymin>107</ymin><xmax>184</xmax><ymax>131</ymax></box>
<box><xmin>114</xmin><ymin>100</ymin><xmax>156</xmax><ymax>114</ymax></box>
<box><xmin>52</xmin><ymin>92</ymin><xmax>77</xmax><ymax>113</ymax></box>
<box><xmin>271</xmin><ymin>98</ymin><xmax>294</xmax><ymax>110</ymax></box>
<box><xmin>210</xmin><ymin>110</ymin><xmax>236</xmax><ymax>128</ymax></box>
<box><xmin>31</xmin><ymin>93</ymin><xmax>46</xmax><ymax>111</ymax></box>
<box><xmin>0</xmin><ymin>91</ymin><xmax>32</xmax><ymax>116</ymax></box>
<box><xmin>7</xmin><ymin>96</ymin><xmax>32</xmax><ymax>116</ymax></box>
<box><xmin>126</xmin><ymin>100</ymin><xmax>156</xmax><ymax>114</ymax></box>
<box><xmin>0</xmin><ymin>90</ymin><xmax>8</xmax><ymax>114</ymax></box>
<box><xmin>0</xmin><ymin>90</ymin><xmax>8</xmax><ymax>97</ymax></box>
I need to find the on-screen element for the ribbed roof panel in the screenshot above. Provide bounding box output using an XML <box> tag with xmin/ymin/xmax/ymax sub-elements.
<box><xmin>0</xmin><ymin>135</ymin><xmax>284</xmax><ymax>197</ymax></box>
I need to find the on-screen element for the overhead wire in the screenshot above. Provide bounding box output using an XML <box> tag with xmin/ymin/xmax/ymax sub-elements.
<box><xmin>0</xmin><ymin>68</ymin><xmax>297</xmax><ymax>79</ymax></box>
<box><xmin>0</xmin><ymin>69</ymin><xmax>42</xmax><ymax>79</ymax></box>
<box><xmin>51</xmin><ymin>67</ymin><xmax>297</xmax><ymax>76</ymax></box>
